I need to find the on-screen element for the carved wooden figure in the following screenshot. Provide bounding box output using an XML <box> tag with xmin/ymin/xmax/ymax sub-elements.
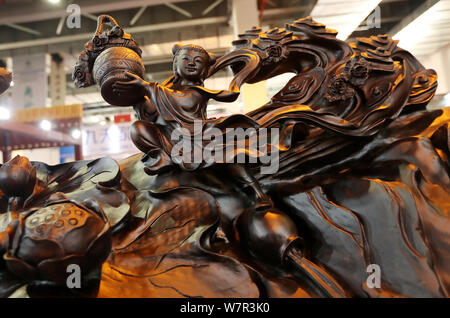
<box><xmin>0</xmin><ymin>15</ymin><xmax>448</xmax><ymax>298</ymax></box>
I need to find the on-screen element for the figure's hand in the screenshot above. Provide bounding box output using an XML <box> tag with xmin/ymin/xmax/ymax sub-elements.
<box><xmin>112</xmin><ymin>72</ymin><xmax>149</xmax><ymax>96</ymax></box>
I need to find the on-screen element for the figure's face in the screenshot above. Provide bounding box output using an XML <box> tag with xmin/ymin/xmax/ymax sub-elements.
<box><xmin>175</xmin><ymin>49</ymin><xmax>209</xmax><ymax>82</ymax></box>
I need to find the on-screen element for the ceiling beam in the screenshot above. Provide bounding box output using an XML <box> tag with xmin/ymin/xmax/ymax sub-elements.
<box><xmin>130</xmin><ymin>6</ymin><xmax>148</xmax><ymax>26</ymax></box>
<box><xmin>55</xmin><ymin>15</ymin><xmax>66</xmax><ymax>35</ymax></box>
<box><xmin>164</xmin><ymin>3</ymin><xmax>193</xmax><ymax>18</ymax></box>
<box><xmin>0</xmin><ymin>6</ymin><xmax>313</xmax><ymax>54</ymax></box>
<box><xmin>262</xmin><ymin>6</ymin><xmax>306</xmax><ymax>18</ymax></box>
<box><xmin>82</xmin><ymin>13</ymin><xmax>99</xmax><ymax>22</ymax></box>
<box><xmin>265</xmin><ymin>0</ymin><xmax>277</xmax><ymax>7</ymax></box>
<box><xmin>4</xmin><ymin>23</ymin><xmax>42</xmax><ymax>36</ymax></box>
<box><xmin>0</xmin><ymin>16</ymin><xmax>228</xmax><ymax>51</ymax></box>
<box><xmin>0</xmin><ymin>0</ymin><xmax>193</xmax><ymax>25</ymax></box>
<box><xmin>202</xmin><ymin>0</ymin><xmax>225</xmax><ymax>16</ymax></box>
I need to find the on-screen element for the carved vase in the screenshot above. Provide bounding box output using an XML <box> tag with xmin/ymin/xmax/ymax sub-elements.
<box><xmin>93</xmin><ymin>46</ymin><xmax>145</xmax><ymax>106</ymax></box>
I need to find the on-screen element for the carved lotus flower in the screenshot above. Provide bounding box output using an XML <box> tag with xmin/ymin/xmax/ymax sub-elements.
<box><xmin>344</xmin><ymin>56</ymin><xmax>370</xmax><ymax>86</ymax></box>
<box><xmin>351</xmin><ymin>64</ymin><xmax>368</xmax><ymax>78</ymax></box>
<box><xmin>267</xmin><ymin>45</ymin><xmax>282</xmax><ymax>58</ymax></box>
<box><xmin>330</xmin><ymin>77</ymin><xmax>346</xmax><ymax>94</ymax></box>
<box><xmin>0</xmin><ymin>156</ymin><xmax>37</xmax><ymax>212</ymax></box>
<box><xmin>263</xmin><ymin>45</ymin><xmax>287</xmax><ymax>65</ymax></box>
<box><xmin>325</xmin><ymin>75</ymin><xmax>355</xmax><ymax>102</ymax></box>
<box><xmin>3</xmin><ymin>198</ymin><xmax>112</xmax><ymax>285</ymax></box>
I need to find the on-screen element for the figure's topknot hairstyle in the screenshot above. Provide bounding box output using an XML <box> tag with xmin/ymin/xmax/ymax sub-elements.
<box><xmin>172</xmin><ymin>44</ymin><xmax>211</xmax><ymax>58</ymax></box>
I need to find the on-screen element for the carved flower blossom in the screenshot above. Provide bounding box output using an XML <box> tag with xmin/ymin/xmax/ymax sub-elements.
<box><xmin>325</xmin><ymin>75</ymin><xmax>355</xmax><ymax>102</ymax></box>
<box><xmin>352</xmin><ymin>64</ymin><xmax>369</xmax><ymax>78</ymax></box>
<box><xmin>263</xmin><ymin>44</ymin><xmax>287</xmax><ymax>65</ymax></box>
<box><xmin>344</xmin><ymin>56</ymin><xmax>370</xmax><ymax>86</ymax></box>
<box><xmin>2</xmin><ymin>196</ymin><xmax>112</xmax><ymax>285</ymax></box>
<box><xmin>0</xmin><ymin>156</ymin><xmax>129</xmax><ymax>294</ymax></box>
<box><xmin>267</xmin><ymin>45</ymin><xmax>282</xmax><ymax>57</ymax></box>
<box><xmin>0</xmin><ymin>156</ymin><xmax>37</xmax><ymax>213</ymax></box>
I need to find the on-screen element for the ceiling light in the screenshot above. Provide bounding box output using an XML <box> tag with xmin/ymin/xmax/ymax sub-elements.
<box><xmin>0</xmin><ymin>107</ymin><xmax>11</xmax><ymax>120</ymax></box>
<box><xmin>48</xmin><ymin>0</ymin><xmax>61</xmax><ymax>4</ymax></box>
<box><xmin>71</xmin><ymin>129</ymin><xmax>81</xmax><ymax>139</ymax></box>
<box><xmin>40</xmin><ymin>119</ymin><xmax>52</xmax><ymax>131</ymax></box>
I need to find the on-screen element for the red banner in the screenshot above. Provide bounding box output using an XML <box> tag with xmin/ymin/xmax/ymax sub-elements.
<box><xmin>114</xmin><ymin>114</ymin><xmax>132</xmax><ymax>123</ymax></box>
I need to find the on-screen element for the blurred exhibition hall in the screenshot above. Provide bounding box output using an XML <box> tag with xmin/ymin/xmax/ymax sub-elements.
<box><xmin>0</xmin><ymin>0</ymin><xmax>449</xmax><ymax>164</ymax></box>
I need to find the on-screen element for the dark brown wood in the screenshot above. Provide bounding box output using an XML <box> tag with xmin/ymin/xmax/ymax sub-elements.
<box><xmin>0</xmin><ymin>15</ymin><xmax>449</xmax><ymax>298</ymax></box>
